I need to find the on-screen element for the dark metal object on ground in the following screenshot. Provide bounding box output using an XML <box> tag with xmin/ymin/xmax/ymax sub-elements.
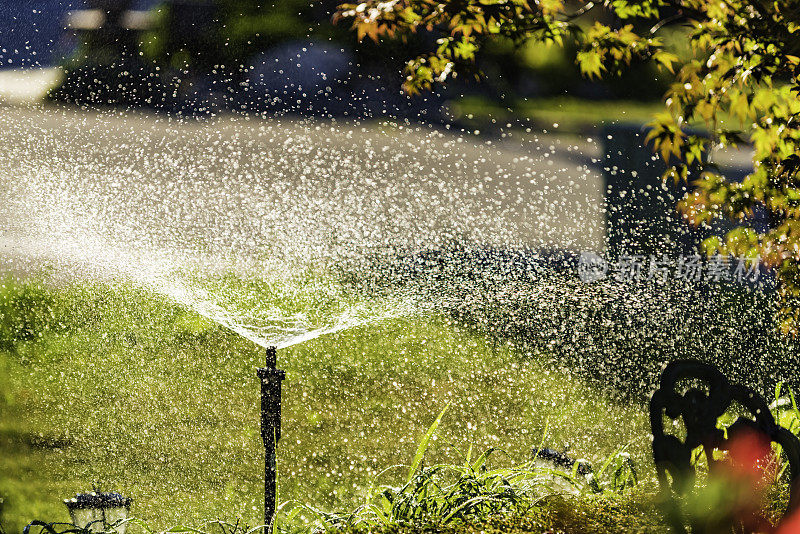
<box><xmin>257</xmin><ymin>346</ymin><xmax>285</xmax><ymax>528</ymax></box>
<box><xmin>531</xmin><ymin>447</ymin><xmax>592</xmax><ymax>476</ymax></box>
<box><xmin>650</xmin><ymin>359</ymin><xmax>800</xmax><ymax>530</ymax></box>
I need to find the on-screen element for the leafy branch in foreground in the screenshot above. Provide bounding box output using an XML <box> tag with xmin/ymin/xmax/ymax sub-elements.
<box><xmin>335</xmin><ymin>0</ymin><xmax>675</xmax><ymax>94</ymax></box>
<box><xmin>336</xmin><ymin>0</ymin><xmax>800</xmax><ymax>333</ymax></box>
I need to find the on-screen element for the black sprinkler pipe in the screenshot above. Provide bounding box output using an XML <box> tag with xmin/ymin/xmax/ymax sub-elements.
<box><xmin>256</xmin><ymin>346</ymin><xmax>285</xmax><ymax>528</ymax></box>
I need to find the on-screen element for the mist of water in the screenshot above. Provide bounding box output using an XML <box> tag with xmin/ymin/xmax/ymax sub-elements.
<box><xmin>0</xmin><ymin>106</ymin><xmax>603</xmax><ymax>350</ymax></box>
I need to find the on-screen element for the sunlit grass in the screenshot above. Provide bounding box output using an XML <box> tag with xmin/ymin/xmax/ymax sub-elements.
<box><xmin>0</xmin><ymin>275</ymin><xmax>654</xmax><ymax>532</ymax></box>
<box><xmin>449</xmin><ymin>95</ymin><xmax>750</xmax><ymax>136</ymax></box>
<box><xmin>449</xmin><ymin>96</ymin><xmax>664</xmax><ymax>133</ymax></box>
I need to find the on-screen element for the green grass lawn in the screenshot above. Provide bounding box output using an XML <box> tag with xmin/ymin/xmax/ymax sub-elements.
<box><xmin>448</xmin><ymin>96</ymin><xmax>749</xmax><ymax>137</ymax></box>
<box><xmin>448</xmin><ymin>97</ymin><xmax>665</xmax><ymax>134</ymax></box>
<box><xmin>0</xmin><ymin>275</ymin><xmax>661</xmax><ymax>532</ymax></box>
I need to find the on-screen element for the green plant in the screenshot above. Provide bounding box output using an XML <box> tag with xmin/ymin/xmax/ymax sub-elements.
<box><xmin>161</xmin><ymin>519</ymin><xmax>265</xmax><ymax>534</ymax></box>
<box><xmin>0</xmin><ymin>279</ymin><xmax>55</xmax><ymax>351</ymax></box>
<box><xmin>309</xmin><ymin>448</ymin><xmax>537</xmax><ymax>529</ymax></box>
<box><xmin>769</xmin><ymin>383</ymin><xmax>800</xmax><ymax>492</ymax></box>
<box><xmin>592</xmin><ymin>451</ymin><xmax>639</xmax><ymax>495</ymax></box>
<box><xmin>309</xmin><ymin>409</ymin><xmax>640</xmax><ymax>531</ymax></box>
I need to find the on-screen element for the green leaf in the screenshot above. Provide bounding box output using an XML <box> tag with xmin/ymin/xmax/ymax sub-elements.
<box><xmin>406</xmin><ymin>403</ymin><xmax>450</xmax><ymax>484</ymax></box>
<box><xmin>576</xmin><ymin>49</ymin><xmax>603</xmax><ymax>79</ymax></box>
<box><xmin>653</xmin><ymin>50</ymin><xmax>679</xmax><ymax>73</ymax></box>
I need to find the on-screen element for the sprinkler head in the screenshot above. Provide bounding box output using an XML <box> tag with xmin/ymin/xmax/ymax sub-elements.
<box><xmin>266</xmin><ymin>345</ymin><xmax>277</xmax><ymax>369</ymax></box>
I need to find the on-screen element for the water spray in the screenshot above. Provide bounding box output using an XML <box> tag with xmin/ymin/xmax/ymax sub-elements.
<box><xmin>256</xmin><ymin>346</ymin><xmax>285</xmax><ymax>528</ymax></box>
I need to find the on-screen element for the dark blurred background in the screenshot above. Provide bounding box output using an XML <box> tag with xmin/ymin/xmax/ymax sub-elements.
<box><xmin>0</xmin><ymin>0</ymin><xmax>679</xmax><ymax>122</ymax></box>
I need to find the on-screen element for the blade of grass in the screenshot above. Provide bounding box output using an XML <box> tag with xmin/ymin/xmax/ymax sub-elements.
<box><xmin>471</xmin><ymin>447</ymin><xmax>497</xmax><ymax>472</ymax></box>
<box><xmin>790</xmin><ymin>388</ymin><xmax>800</xmax><ymax>421</ymax></box>
<box><xmin>775</xmin><ymin>382</ymin><xmax>784</xmax><ymax>420</ymax></box>
<box><xmin>406</xmin><ymin>403</ymin><xmax>450</xmax><ymax>484</ymax></box>
<box><xmin>440</xmin><ymin>495</ymin><xmax>503</xmax><ymax>523</ymax></box>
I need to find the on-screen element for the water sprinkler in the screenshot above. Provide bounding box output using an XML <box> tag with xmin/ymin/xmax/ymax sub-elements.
<box><xmin>256</xmin><ymin>346</ymin><xmax>285</xmax><ymax>528</ymax></box>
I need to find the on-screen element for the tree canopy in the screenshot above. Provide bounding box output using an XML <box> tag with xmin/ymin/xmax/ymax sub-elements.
<box><xmin>337</xmin><ymin>0</ymin><xmax>800</xmax><ymax>333</ymax></box>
